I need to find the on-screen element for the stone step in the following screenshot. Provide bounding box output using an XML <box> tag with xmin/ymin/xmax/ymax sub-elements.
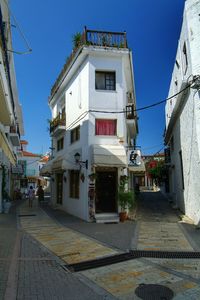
<box><xmin>95</xmin><ymin>213</ymin><xmax>119</xmax><ymax>223</ymax></box>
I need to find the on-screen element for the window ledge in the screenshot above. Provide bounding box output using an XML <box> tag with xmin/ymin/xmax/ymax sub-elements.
<box><xmin>95</xmin><ymin>89</ymin><xmax>117</xmax><ymax>93</ymax></box>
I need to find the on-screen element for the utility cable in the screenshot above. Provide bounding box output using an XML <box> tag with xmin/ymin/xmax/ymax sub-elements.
<box><xmin>89</xmin><ymin>82</ymin><xmax>192</xmax><ymax>115</ymax></box>
<box><xmin>52</xmin><ymin>77</ymin><xmax>196</xmax><ymax>135</ymax></box>
<box><xmin>135</xmin><ymin>84</ymin><xmax>190</xmax><ymax>112</ymax></box>
<box><xmin>3</xmin><ymin>0</ymin><xmax>32</xmax><ymax>54</ymax></box>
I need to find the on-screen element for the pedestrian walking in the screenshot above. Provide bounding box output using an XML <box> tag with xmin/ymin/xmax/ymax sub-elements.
<box><xmin>28</xmin><ymin>186</ymin><xmax>35</xmax><ymax>208</ymax></box>
<box><xmin>36</xmin><ymin>185</ymin><xmax>44</xmax><ymax>205</ymax></box>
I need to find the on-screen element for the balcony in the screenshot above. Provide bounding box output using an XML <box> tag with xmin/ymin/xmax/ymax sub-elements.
<box><xmin>50</xmin><ymin>27</ymin><xmax>127</xmax><ymax>97</ymax></box>
<box><xmin>50</xmin><ymin>113</ymin><xmax>66</xmax><ymax>136</ymax></box>
<box><xmin>9</xmin><ymin>125</ymin><xmax>20</xmax><ymax>146</ymax></box>
<box><xmin>126</xmin><ymin>105</ymin><xmax>137</xmax><ymax>138</ymax></box>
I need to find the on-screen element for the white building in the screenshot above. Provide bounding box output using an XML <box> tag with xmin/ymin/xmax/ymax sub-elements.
<box><xmin>0</xmin><ymin>0</ymin><xmax>24</xmax><ymax>211</ymax></box>
<box><xmin>164</xmin><ymin>0</ymin><xmax>200</xmax><ymax>225</ymax></box>
<box><xmin>15</xmin><ymin>140</ymin><xmax>43</xmax><ymax>191</ymax></box>
<box><xmin>42</xmin><ymin>28</ymin><xmax>138</xmax><ymax>222</ymax></box>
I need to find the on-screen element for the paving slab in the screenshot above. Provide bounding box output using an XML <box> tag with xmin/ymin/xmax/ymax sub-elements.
<box><xmin>18</xmin><ymin>192</ymin><xmax>200</xmax><ymax>299</ymax></box>
<box><xmin>81</xmin><ymin>258</ymin><xmax>200</xmax><ymax>299</ymax></box>
<box><xmin>19</xmin><ymin>201</ymin><xmax>119</xmax><ymax>265</ymax></box>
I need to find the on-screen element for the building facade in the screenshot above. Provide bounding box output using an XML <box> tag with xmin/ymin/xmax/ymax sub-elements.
<box><xmin>164</xmin><ymin>0</ymin><xmax>200</xmax><ymax>224</ymax></box>
<box><xmin>0</xmin><ymin>0</ymin><xmax>24</xmax><ymax>212</ymax></box>
<box><xmin>42</xmin><ymin>28</ymin><xmax>138</xmax><ymax>222</ymax></box>
<box><xmin>15</xmin><ymin>140</ymin><xmax>45</xmax><ymax>193</ymax></box>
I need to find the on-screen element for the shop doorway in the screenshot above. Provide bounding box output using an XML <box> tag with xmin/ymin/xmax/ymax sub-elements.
<box><xmin>56</xmin><ymin>173</ymin><xmax>63</xmax><ymax>204</ymax></box>
<box><xmin>95</xmin><ymin>168</ymin><xmax>117</xmax><ymax>213</ymax></box>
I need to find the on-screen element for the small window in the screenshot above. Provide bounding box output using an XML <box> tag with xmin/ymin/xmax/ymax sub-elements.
<box><xmin>95</xmin><ymin>71</ymin><xmax>116</xmax><ymax>90</ymax></box>
<box><xmin>71</xmin><ymin>125</ymin><xmax>80</xmax><ymax>144</ymax></box>
<box><xmin>179</xmin><ymin>150</ymin><xmax>184</xmax><ymax>190</ymax></box>
<box><xmin>175</xmin><ymin>60</ymin><xmax>180</xmax><ymax>69</ymax></box>
<box><xmin>95</xmin><ymin>119</ymin><xmax>117</xmax><ymax>135</ymax></box>
<box><xmin>69</xmin><ymin>170</ymin><xmax>80</xmax><ymax>198</ymax></box>
<box><xmin>182</xmin><ymin>43</ymin><xmax>188</xmax><ymax>74</ymax></box>
<box><xmin>57</xmin><ymin>137</ymin><xmax>64</xmax><ymax>151</ymax></box>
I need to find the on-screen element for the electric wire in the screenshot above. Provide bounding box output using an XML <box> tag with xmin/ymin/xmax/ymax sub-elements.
<box><xmin>3</xmin><ymin>0</ymin><xmax>32</xmax><ymax>54</ymax></box>
<box><xmin>62</xmin><ymin>81</ymin><xmax>193</xmax><ymax>134</ymax></box>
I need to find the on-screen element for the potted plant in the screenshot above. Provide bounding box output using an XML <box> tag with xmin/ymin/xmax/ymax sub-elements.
<box><xmin>118</xmin><ymin>176</ymin><xmax>135</xmax><ymax>222</ymax></box>
<box><xmin>118</xmin><ymin>190</ymin><xmax>135</xmax><ymax>222</ymax></box>
<box><xmin>72</xmin><ymin>32</ymin><xmax>82</xmax><ymax>49</ymax></box>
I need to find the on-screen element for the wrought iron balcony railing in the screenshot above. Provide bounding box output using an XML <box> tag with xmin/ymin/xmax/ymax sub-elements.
<box><xmin>50</xmin><ymin>113</ymin><xmax>66</xmax><ymax>134</ymax></box>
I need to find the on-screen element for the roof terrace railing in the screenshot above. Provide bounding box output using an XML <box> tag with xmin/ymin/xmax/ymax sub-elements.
<box><xmin>50</xmin><ymin>27</ymin><xmax>128</xmax><ymax>98</ymax></box>
<box><xmin>85</xmin><ymin>28</ymin><xmax>127</xmax><ymax>48</ymax></box>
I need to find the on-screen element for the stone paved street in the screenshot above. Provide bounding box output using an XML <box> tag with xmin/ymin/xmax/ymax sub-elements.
<box><xmin>1</xmin><ymin>191</ymin><xmax>200</xmax><ymax>299</ymax></box>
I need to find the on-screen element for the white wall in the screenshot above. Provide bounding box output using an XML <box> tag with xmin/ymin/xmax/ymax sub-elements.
<box><xmin>49</xmin><ymin>48</ymin><xmax>135</xmax><ymax>221</ymax></box>
<box><xmin>88</xmin><ymin>55</ymin><xmax>126</xmax><ymax>147</ymax></box>
<box><xmin>165</xmin><ymin>0</ymin><xmax>200</xmax><ymax>224</ymax></box>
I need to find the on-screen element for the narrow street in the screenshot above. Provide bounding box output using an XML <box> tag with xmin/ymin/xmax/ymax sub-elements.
<box><xmin>1</xmin><ymin>191</ymin><xmax>200</xmax><ymax>299</ymax></box>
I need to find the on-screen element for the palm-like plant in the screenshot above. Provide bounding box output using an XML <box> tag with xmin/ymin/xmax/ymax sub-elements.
<box><xmin>72</xmin><ymin>32</ymin><xmax>82</xmax><ymax>49</ymax></box>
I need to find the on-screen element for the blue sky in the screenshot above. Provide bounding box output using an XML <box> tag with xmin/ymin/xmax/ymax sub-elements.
<box><xmin>11</xmin><ymin>0</ymin><xmax>185</xmax><ymax>155</ymax></box>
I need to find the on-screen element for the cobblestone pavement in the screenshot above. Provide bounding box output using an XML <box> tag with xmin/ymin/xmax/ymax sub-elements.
<box><xmin>0</xmin><ymin>205</ymin><xmax>18</xmax><ymax>300</ymax></box>
<box><xmin>19</xmin><ymin>201</ymin><xmax>118</xmax><ymax>264</ymax></box>
<box><xmin>16</xmin><ymin>192</ymin><xmax>200</xmax><ymax>299</ymax></box>
<box><xmin>17</xmin><ymin>233</ymin><xmax>115</xmax><ymax>300</ymax></box>
<box><xmin>2</xmin><ymin>191</ymin><xmax>200</xmax><ymax>299</ymax></box>
<box><xmin>79</xmin><ymin>192</ymin><xmax>200</xmax><ymax>299</ymax></box>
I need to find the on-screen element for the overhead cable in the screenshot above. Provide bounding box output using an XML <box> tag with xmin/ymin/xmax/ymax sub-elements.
<box><xmin>61</xmin><ymin>81</ymin><xmax>194</xmax><ymax>133</ymax></box>
<box><xmin>3</xmin><ymin>0</ymin><xmax>32</xmax><ymax>55</ymax></box>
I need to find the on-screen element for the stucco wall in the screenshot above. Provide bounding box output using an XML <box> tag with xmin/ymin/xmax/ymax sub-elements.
<box><xmin>165</xmin><ymin>0</ymin><xmax>200</xmax><ymax>224</ymax></box>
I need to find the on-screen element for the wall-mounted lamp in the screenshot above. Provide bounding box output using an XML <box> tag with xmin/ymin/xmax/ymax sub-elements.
<box><xmin>74</xmin><ymin>152</ymin><xmax>88</xmax><ymax>169</ymax></box>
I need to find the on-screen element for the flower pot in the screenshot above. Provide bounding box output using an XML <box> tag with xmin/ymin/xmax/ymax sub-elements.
<box><xmin>119</xmin><ymin>211</ymin><xmax>127</xmax><ymax>222</ymax></box>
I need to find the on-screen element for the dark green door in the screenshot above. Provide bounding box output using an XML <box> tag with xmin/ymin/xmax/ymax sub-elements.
<box><xmin>95</xmin><ymin>170</ymin><xmax>117</xmax><ymax>213</ymax></box>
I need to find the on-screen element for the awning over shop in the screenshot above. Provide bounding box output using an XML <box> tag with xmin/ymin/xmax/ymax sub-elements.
<box><xmin>52</xmin><ymin>159</ymin><xmax>63</xmax><ymax>170</ymax></box>
<box><xmin>92</xmin><ymin>144</ymin><xmax>127</xmax><ymax>167</ymax></box>
<box><xmin>40</xmin><ymin>161</ymin><xmax>52</xmax><ymax>175</ymax></box>
<box><xmin>0</xmin><ymin>131</ymin><xmax>16</xmax><ymax>165</ymax></box>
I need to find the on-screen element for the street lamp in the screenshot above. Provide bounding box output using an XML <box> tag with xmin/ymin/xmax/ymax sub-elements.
<box><xmin>74</xmin><ymin>152</ymin><xmax>88</xmax><ymax>169</ymax></box>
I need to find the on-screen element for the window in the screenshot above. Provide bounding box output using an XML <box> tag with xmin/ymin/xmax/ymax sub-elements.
<box><xmin>182</xmin><ymin>42</ymin><xmax>188</xmax><ymax>74</ymax></box>
<box><xmin>95</xmin><ymin>71</ymin><xmax>116</xmax><ymax>90</ymax></box>
<box><xmin>71</xmin><ymin>125</ymin><xmax>80</xmax><ymax>143</ymax></box>
<box><xmin>69</xmin><ymin>170</ymin><xmax>80</xmax><ymax>198</ymax></box>
<box><xmin>57</xmin><ymin>137</ymin><xmax>64</xmax><ymax>151</ymax></box>
<box><xmin>170</xmin><ymin>136</ymin><xmax>174</xmax><ymax>151</ymax></box>
<box><xmin>179</xmin><ymin>150</ymin><xmax>184</xmax><ymax>190</ymax></box>
<box><xmin>175</xmin><ymin>60</ymin><xmax>180</xmax><ymax>69</ymax></box>
<box><xmin>95</xmin><ymin>119</ymin><xmax>117</xmax><ymax>135</ymax></box>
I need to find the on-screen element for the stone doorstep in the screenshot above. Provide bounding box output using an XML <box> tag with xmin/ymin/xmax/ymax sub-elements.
<box><xmin>95</xmin><ymin>213</ymin><xmax>119</xmax><ymax>223</ymax></box>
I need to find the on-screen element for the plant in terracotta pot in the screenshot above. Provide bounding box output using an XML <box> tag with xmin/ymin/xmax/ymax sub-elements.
<box><xmin>118</xmin><ymin>176</ymin><xmax>135</xmax><ymax>222</ymax></box>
